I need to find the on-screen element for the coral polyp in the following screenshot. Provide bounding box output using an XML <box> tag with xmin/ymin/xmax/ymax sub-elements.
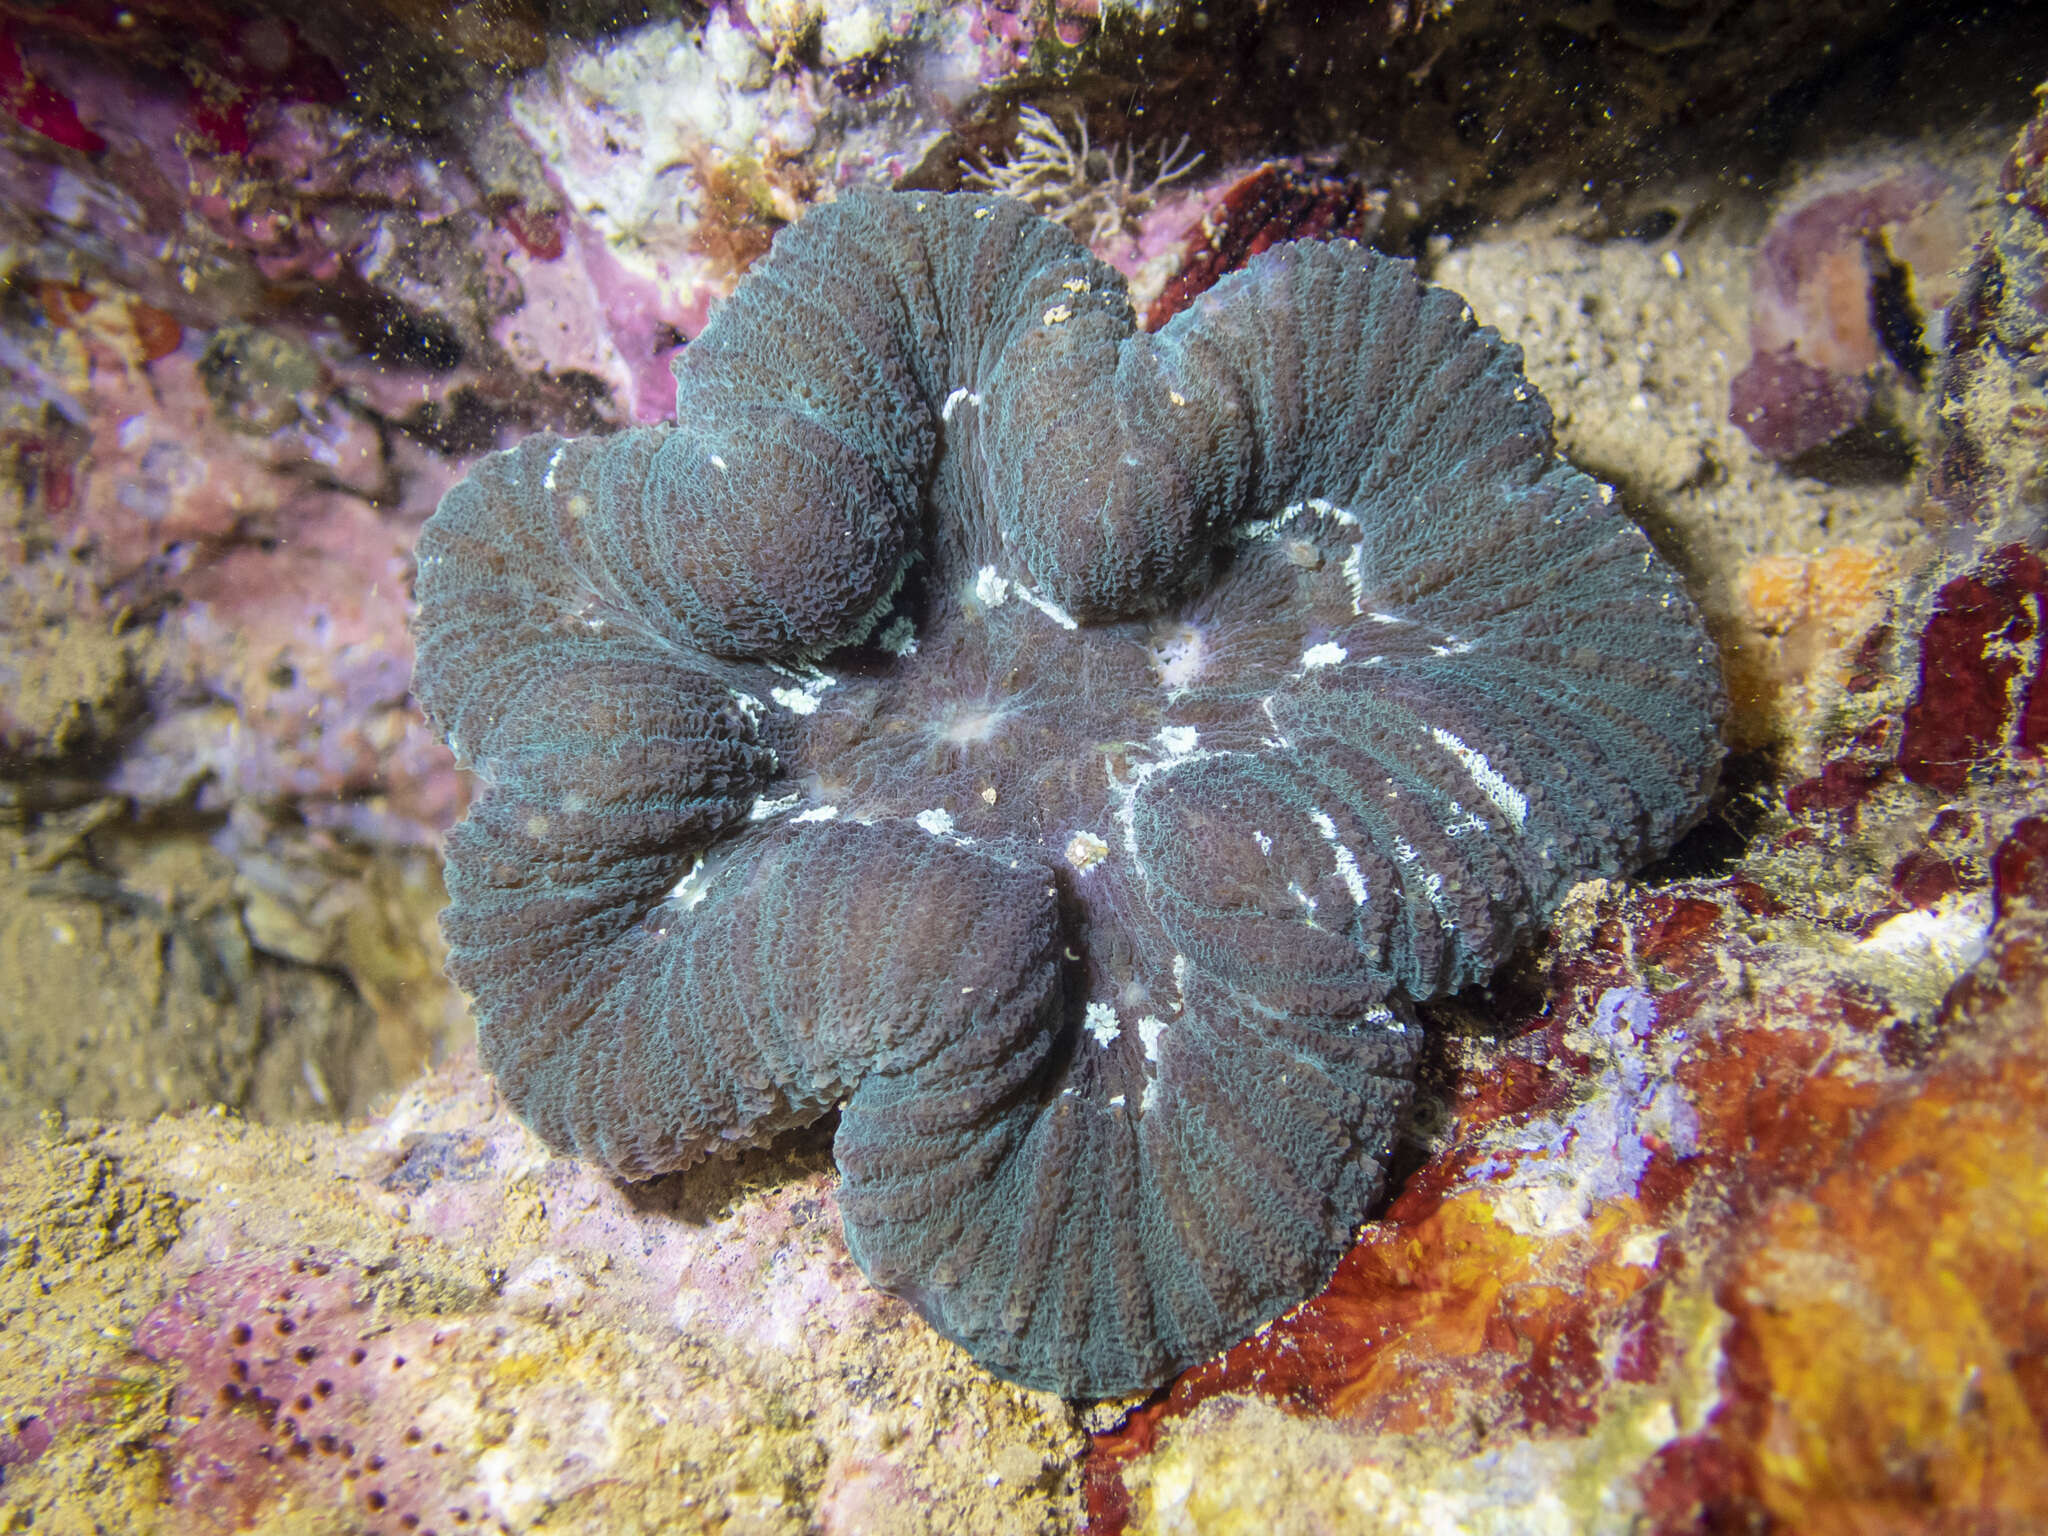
<box><xmin>410</xmin><ymin>188</ymin><xmax>1725</xmax><ymax>1397</ymax></box>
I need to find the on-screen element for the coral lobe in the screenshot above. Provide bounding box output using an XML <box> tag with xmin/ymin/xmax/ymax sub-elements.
<box><xmin>410</xmin><ymin>189</ymin><xmax>1724</xmax><ymax>1396</ymax></box>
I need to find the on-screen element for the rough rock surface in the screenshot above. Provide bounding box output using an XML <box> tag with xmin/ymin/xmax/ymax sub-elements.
<box><xmin>0</xmin><ymin>1058</ymin><xmax>1084</xmax><ymax>1536</ymax></box>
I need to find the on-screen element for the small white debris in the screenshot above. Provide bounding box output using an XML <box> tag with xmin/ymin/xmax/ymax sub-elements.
<box><xmin>1660</xmin><ymin>250</ymin><xmax>1685</xmax><ymax>279</ymax></box>
<box><xmin>1066</xmin><ymin>830</ymin><xmax>1110</xmax><ymax>872</ymax></box>
<box><xmin>1168</xmin><ymin>389</ymin><xmax>1187</xmax><ymax>407</ymax></box>
<box><xmin>941</xmin><ymin>387</ymin><xmax>971</xmax><ymax>422</ymax></box>
<box><xmin>1043</xmin><ymin>304</ymin><xmax>1072</xmax><ymax>325</ymax></box>
<box><xmin>973</xmin><ymin>206</ymin><xmax>993</xmax><ymax>219</ymax></box>
<box><xmin>1259</xmin><ymin>693</ymin><xmax>1294</xmax><ymax>750</ymax></box>
<box><xmin>1108</xmin><ymin>1095</ymin><xmax>1126</xmax><ymax>1108</ymax></box>
<box><xmin>1062</xmin><ymin>277</ymin><xmax>1091</xmax><ymax>294</ymax></box>
<box><xmin>1252</xmin><ymin>830</ymin><xmax>1272</xmax><ymax>855</ymax></box>
<box><xmin>1300</xmin><ymin>641</ymin><xmax>1347</xmax><ymax>671</ymax></box>
<box><xmin>1084</xmin><ymin>1001</ymin><xmax>1119</xmax><ymax>1047</ymax></box>
<box><xmin>793</xmin><ymin>804</ymin><xmax>840</xmax><ymax>823</ymax></box>
<box><xmin>769</xmin><ymin>682</ymin><xmax>828</xmax><ymax>715</ymax></box>
<box><xmin>1138</xmin><ymin>1014</ymin><xmax>1168</xmax><ymax>1062</ymax></box>
<box><xmin>1014</xmin><ymin>584</ymin><xmax>1079</xmax><ymax>630</ymax></box>
<box><xmin>668</xmin><ymin>854</ymin><xmax>714</xmax><ymax>909</ymax></box>
<box><xmin>543</xmin><ymin>443</ymin><xmax>567</xmax><ymax>492</ymax></box>
<box><xmin>748</xmin><ymin>791</ymin><xmax>801</xmax><ymax>821</ymax></box>
<box><xmin>915</xmin><ymin>808</ymin><xmax>956</xmax><ymax>838</ymax></box>
<box><xmin>973</xmin><ymin>566</ymin><xmax>1011</xmax><ymax>607</ymax></box>
<box><xmin>708</xmin><ymin>454</ymin><xmax>729</xmax><ymax>472</ymax></box>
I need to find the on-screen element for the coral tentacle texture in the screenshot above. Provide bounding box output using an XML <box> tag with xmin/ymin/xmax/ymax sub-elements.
<box><xmin>411</xmin><ymin>189</ymin><xmax>1725</xmax><ymax>1397</ymax></box>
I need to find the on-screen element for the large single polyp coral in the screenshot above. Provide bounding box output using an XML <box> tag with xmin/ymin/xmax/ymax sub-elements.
<box><xmin>410</xmin><ymin>189</ymin><xmax>1725</xmax><ymax>1397</ymax></box>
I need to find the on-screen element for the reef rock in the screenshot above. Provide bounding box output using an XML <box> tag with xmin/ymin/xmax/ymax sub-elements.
<box><xmin>0</xmin><ymin>1055</ymin><xmax>1083</xmax><ymax>1536</ymax></box>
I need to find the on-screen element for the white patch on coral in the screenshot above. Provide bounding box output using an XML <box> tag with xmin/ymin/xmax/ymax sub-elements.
<box><xmin>1389</xmin><ymin>834</ymin><xmax>1450</xmax><ymax>916</ymax></box>
<box><xmin>668</xmin><ymin>854</ymin><xmax>715</xmax><ymax>909</ymax></box>
<box><xmin>1148</xmin><ymin>622</ymin><xmax>1208</xmax><ymax>693</ymax></box>
<box><xmin>542</xmin><ymin>442</ymin><xmax>567</xmax><ymax>492</ymax></box>
<box><xmin>1252</xmin><ymin>829</ymin><xmax>1272</xmax><ymax>855</ymax></box>
<box><xmin>914</xmin><ymin>807</ymin><xmax>955</xmax><ymax>838</ymax></box>
<box><xmin>1361</xmin><ymin>1006</ymin><xmax>1404</xmax><ymax>1034</ymax></box>
<box><xmin>729</xmin><ymin>691</ymin><xmax>765</xmax><ymax>728</ymax></box>
<box><xmin>793</xmin><ymin>804</ymin><xmax>840</xmax><ymax>823</ymax></box>
<box><xmin>1300</xmin><ymin>641</ymin><xmax>1347</xmax><ymax>671</ymax></box>
<box><xmin>941</xmin><ymin>705</ymin><xmax>1003</xmax><ymax>745</ymax></box>
<box><xmin>1137</xmin><ymin>1014</ymin><xmax>1168</xmax><ymax>1062</ymax></box>
<box><xmin>941</xmin><ymin>386</ymin><xmax>971</xmax><ymax>422</ymax></box>
<box><xmin>769</xmin><ymin>674</ymin><xmax>835</xmax><ymax>715</ymax></box>
<box><xmin>1084</xmin><ymin>1000</ymin><xmax>1120</xmax><ymax>1047</ymax></box>
<box><xmin>1014</xmin><ymin>584</ymin><xmax>1079</xmax><ymax>630</ymax></box>
<box><xmin>972</xmin><ymin>566</ymin><xmax>1010</xmax><ymax>607</ymax></box>
<box><xmin>748</xmin><ymin>790</ymin><xmax>801</xmax><ymax>821</ymax></box>
<box><xmin>1429</xmin><ymin>727</ymin><xmax>1529</xmax><ymax>831</ymax></box>
<box><xmin>1104</xmin><ymin>719</ymin><xmax>1219</xmax><ymax>871</ymax></box>
<box><xmin>1440</xmin><ymin>798</ymin><xmax>1492</xmax><ymax>839</ymax></box>
<box><xmin>1309</xmin><ymin>809</ymin><xmax>1370</xmax><ymax>907</ymax></box>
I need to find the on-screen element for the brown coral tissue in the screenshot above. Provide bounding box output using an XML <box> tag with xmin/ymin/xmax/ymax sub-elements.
<box><xmin>409</xmin><ymin>189</ymin><xmax>1726</xmax><ymax>1397</ymax></box>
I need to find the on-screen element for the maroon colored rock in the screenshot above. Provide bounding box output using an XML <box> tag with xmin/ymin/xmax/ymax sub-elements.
<box><xmin>1896</xmin><ymin>543</ymin><xmax>2048</xmax><ymax>793</ymax></box>
<box><xmin>1145</xmin><ymin>163</ymin><xmax>1382</xmax><ymax>330</ymax></box>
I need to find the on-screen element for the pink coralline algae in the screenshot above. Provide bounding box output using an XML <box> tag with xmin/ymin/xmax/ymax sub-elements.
<box><xmin>411</xmin><ymin>189</ymin><xmax>1725</xmax><ymax>1397</ymax></box>
<box><xmin>135</xmin><ymin>1255</ymin><xmax>481</xmax><ymax>1532</ymax></box>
